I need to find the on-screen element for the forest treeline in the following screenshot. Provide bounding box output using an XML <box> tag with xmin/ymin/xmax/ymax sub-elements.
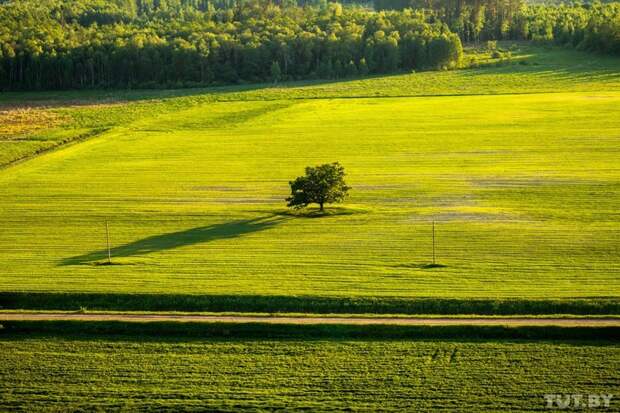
<box><xmin>376</xmin><ymin>0</ymin><xmax>620</xmax><ymax>54</ymax></box>
<box><xmin>0</xmin><ymin>0</ymin><xmax>618</xmax><ymax>90</ymax></box>
<box><xmin>0</xmin><ymin>0</ymin><xmax>462</xmax><ymax>90</ymax></box>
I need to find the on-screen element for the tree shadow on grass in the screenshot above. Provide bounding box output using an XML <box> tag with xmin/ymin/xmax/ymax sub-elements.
<box><xmin>268</xmin><ymin>206</ymin><xmax>368</xmax><ymax>219</ymax></box>
<box><xmin>391</xmin><ymin>263</ymin><xmax>448</xmax><ymax>270</ymax></box>
<box><xmin>59</xmin><ymin>215</ymin><xmax>287</xmax><ymax>266</ymax></box>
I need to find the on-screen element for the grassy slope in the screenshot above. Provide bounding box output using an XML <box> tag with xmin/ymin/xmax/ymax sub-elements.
<box><xmin>0</xmin><ymin>332</ymin><xmax>618</xmax><ymax>411</ymax></box>
<box><xmin>2</xmin><ymin>44</ymin><xmax>619</xmax><ymax>168</ymax></box>
<box><xmin>0</xmin><ymin>45</ymin><xmax>619</xmax><ymax>307</ymax></box>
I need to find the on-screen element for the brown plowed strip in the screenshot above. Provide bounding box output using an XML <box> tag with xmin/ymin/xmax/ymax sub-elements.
<box><xmin>1</xmin><ymin>313</ymin><xmax>619</xmax><ymax>326</ymax></box>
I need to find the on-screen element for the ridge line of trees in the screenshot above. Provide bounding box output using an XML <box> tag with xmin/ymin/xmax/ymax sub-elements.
<box><xmin>1</xmin><ymin>0</ymin><xmax>618</xmax><ymax>91</ymax></box>
<box><xmin>375</xmin><ymin>0</ymin><xmax>620</xmax><ymax>53</ymax></box>
<box><xmin>0</xmin><ymin>0</ymin><xmax>463</xmax><ymax>90</ymax></box>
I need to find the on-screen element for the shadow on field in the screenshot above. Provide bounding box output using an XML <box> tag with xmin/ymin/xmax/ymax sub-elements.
<box><xmin>391</xmin><ymin>263</ymin><xmax>448</xmax><ymax>270</ymax></box>
<box><xmin>269</xmin><ymin>206</ymin><xmax>366</xmax><ymax>218</ymax></box>
<box><xmin>60</xmin><ymin>215</ymin><xmax>287</xmax><ymax>266</ymax></box>
<box><xmin>458</xmin><ymin>45</ymin><xmax>620</xmax><ymax>83</ymax></box>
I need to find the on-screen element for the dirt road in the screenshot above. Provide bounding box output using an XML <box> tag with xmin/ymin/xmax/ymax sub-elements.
<box><xmin>1</xmin><ymin>313</ymin><xmax>619</xmax><ymax>326</ymax></box>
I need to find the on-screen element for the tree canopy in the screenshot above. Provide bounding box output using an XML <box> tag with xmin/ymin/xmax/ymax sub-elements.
<box><xmin>375</xmin><ymin>0</ymin><xmax>620</xmax><ymax>53</ymax></box>
<box><xmin>1</xmin><ymin>0</ymin><xmax>617</xmax><ymax>91</ymax></box>
<box><xmin>0</xmin><ymin>0</ymin><xmax>462</xmax><ymax>90</ymax></box>
<box><xmin>287</xmin><ymin>162</ymin><xmax>350</xmax><ymax>211</ymax></box>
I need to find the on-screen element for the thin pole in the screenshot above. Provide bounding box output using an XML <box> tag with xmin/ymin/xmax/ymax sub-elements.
<box><xmin>106</xmin><ymin>220</ymin><xmax>111</xmax><ymax>264</ymax></box>
<box><xmin>432</xmin><ymin>220</ymin><xmax>435</xmax><ymax>265</ymax></box>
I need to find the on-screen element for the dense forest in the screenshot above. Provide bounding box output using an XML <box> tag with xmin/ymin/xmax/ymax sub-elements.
<box><xmin>0</xmin><ymin>0</ymin><xmax>462</xmax><ymax>90</ymax></box>
<box><xmin>0</xmin><ymin>0</ymin><xmax>618</xmax><ymax>90</ymax></box>
<box><xmin>376</xmin><ymin>0</ymin><xmax>620</xmax><ymax>53</ymax></box>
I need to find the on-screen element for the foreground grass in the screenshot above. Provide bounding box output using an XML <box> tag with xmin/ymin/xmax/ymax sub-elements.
<box><xmin>0</xmin><ymin>329</ymin><xmax>617</xmax><ymax>411</ymax></box>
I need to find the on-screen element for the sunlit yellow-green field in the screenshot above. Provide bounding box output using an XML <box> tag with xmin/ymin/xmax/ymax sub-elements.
<box><xmin>2</xmin><ymin>90</ymin><xmax>619</xmax><ymax>299</ymax></box>
<box><xmin>1</xmin><ymin>46</ymin><xmax>619</xmax><ymax>304</ymax></box>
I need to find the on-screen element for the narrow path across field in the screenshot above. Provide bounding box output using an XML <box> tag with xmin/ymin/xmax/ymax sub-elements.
<box><xmin>1</xmin><ymin>313</ymin><xmax>619</xmax><ymax>326</ymax></box>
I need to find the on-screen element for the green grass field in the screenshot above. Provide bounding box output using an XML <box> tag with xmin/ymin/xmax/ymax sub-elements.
<box><xmin>0</xmin><ymin>331</ymin><xmax>617</xmax><ymax>411</ymax></box>
<box><xmin>1</xmin><ymin>45</ymin><xmax>619</xmax><ymax>310</ymax></box>
<box><xmin>1</xmin><ymin>43</ymin><xmax>619</xmax><ymax>413</ymax></box>
<box><xmin>2</xmin><ymin>44</ymin><xmax>620</xmax><ymax>169</ymax></box>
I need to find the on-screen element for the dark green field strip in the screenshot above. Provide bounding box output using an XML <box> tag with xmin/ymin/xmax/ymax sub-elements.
<box><xmin>2</xmin><ymin>320</ymin><xmax>620</xmax><ymax>341</ymax></box>
<box><xmin>2</xmin><ymin>292</ymin><xmax>619</xmax><ymax>315</ymax></box>
<box><xmin>0</xmin><ymin>334</ymin><xmax>618</xmax><ymax>412</ymax></box>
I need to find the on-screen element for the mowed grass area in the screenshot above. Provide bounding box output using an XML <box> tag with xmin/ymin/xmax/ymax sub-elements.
<box><xmin>1</xmin><ymin>45</ymin><xmax>619</xmax><ymax>305</ymax></box>
<box><xmin>1</xmin><ymin>91</ymin><xmax>619</xmax><ymax>300</ymax></box>
<box><xmin>0</xmin><ymin>332</ymin><xmax>617</xmax><ymax>411</ymax></box>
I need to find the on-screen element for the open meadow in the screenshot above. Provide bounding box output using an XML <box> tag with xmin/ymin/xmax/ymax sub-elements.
<box><xmin>2</xmin><ymin>0</ymin><xmax>620</xmax><ymax>409</ymax></box>
<box><xmin>0</xmin><ymin>46</ymin><xmax>619</xmax><ymax>310</ymax></box>
<box><xmin>0</xmin><ymin>0</ymin><xmax>620</xmax><ymax>413</ymax></box>
<box><xmin>1</xmin><ymin>21</ymin><xmax>620</xmax><ymax>413</ymax></box>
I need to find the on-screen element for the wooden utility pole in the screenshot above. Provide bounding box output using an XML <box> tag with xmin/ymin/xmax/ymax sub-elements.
<box><xmin>106</xmin><ymin>220</ymin><xmax>111</xmax><ymax>264</ymax></box>
<box><xmin>432</xmin><ymin>220</ymin><xmax>436</xmax><ymax>265</ymax></box>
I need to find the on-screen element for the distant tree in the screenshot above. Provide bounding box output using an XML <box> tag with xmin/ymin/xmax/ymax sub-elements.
<box><xmin>287</xmin><ymin>162</ymin><xmax>350</xmax><ymax>212</ymax></box>
<box><xmin>345</xmin><ymin>60</ymin><xmax>358</xmax><ymax>77</ymax></box>
<box><xmin>428</xmin><ymin>34</ymin><xmax>463</xmax><ymax>69</ymax></box>
<box><xmin>358</xmin><ymin>58</ymin><xmax>369</xmax><ymax>75</ymax></box>
<box><xmin>270</xmin><ymin>61</ymin><xmax>281</xmax><ymax>83</ymax></box>
<box><xmin>317</xmin><ymin>59</ymin><xmax>334</xmax><ymax>79</ymax></box>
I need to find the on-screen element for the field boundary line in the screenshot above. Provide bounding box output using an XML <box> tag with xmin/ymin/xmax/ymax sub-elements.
<box><xmin>0</xmin><ymin>127</ymin><xmax>110</xmax><ymax>171</ymax></box>
<box><xmin>2</xmin><ymin>313</ymin><xmax>620</xmax><ymax>326</ymax></box>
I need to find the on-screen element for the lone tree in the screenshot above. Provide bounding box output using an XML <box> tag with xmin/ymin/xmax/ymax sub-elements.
<box><xmin>287</xmin><ymin>162</ymin><xmax>350</xmax><ymax>211</ymax></box>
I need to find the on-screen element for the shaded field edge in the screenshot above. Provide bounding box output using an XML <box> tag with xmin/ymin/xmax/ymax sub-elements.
<box><xmin>2</xmin><ymin>293</ymin><xmax>619</xmax><ymax>315</ymax></box>
<box><xmin>0</xmin><ymin>127</ymin><xmax>109</xmax><ymax>170</ymax></box>
<box><xmin>1</xmin><ymin>320</ymin><xmax>619</xmax><ymax>342</ymax></box>
<box><xmin>3</xmin><ymin>310</ymin><xmax>619</xmax><ymax>319</ymax></box>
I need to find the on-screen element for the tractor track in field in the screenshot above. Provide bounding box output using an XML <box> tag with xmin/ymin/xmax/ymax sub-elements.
<box><xmin>1</xmin><ymin>313</ymin><xmax>619</xmax><ymax>326</ymax></box>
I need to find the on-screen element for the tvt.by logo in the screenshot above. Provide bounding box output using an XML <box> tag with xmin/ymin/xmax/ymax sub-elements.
<box><xmin>544</xmin><ymin>394</ymin><xmax>614</xmax><ymax>409</ymax></box>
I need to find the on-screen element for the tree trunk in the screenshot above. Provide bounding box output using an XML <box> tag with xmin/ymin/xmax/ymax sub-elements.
<box><xmin>319</xmin><ymin>202</ymin><xmax>324</xmax><ymax>211</ymax></box>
